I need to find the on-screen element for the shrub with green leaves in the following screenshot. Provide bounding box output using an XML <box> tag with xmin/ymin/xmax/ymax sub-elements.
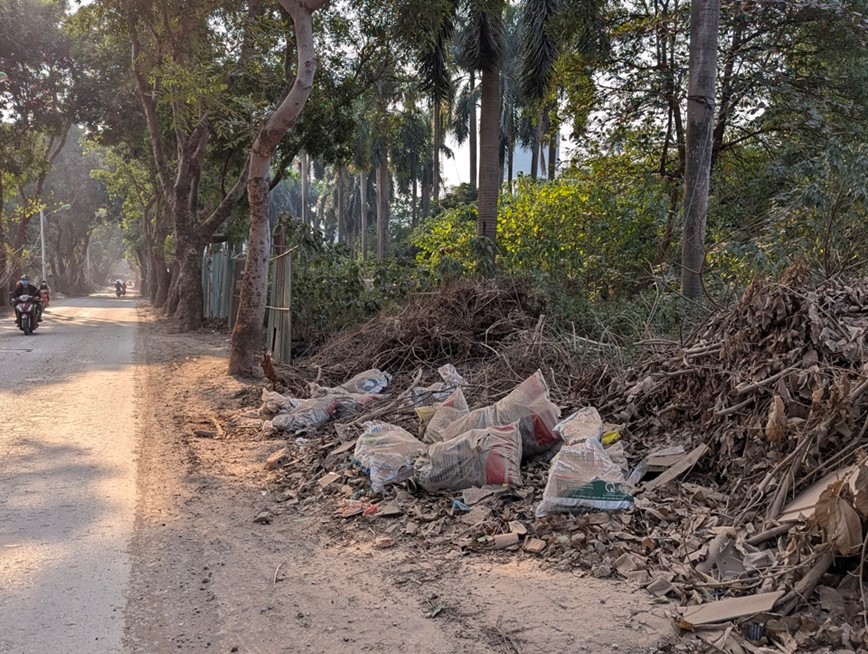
<box><xmin>414</xmin><ymin>155</ymin><xmax>668</xmax><ymax>296</ymax></box>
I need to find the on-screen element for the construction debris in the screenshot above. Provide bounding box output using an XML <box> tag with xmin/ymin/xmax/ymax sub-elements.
<box><xmin>248</xmin><ymin>269</ymin><xmax>868</xmax><ymax>653</ymax></box>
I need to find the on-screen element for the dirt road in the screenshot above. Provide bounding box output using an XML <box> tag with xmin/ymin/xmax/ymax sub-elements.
<box><xmin>1</xmin><ymin>297</ymin><xmax>673</xmax><ymax>653</ymax></box>
<box><xmin>0</xmin><ymin>294</ymin><xmax>139</xmax><ymax>653</ymax></box>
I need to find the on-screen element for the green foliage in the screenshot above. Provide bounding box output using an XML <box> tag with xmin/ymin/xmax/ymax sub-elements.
<box><xmin>282</xmin><ymin>217</ymin><xmax>432</xmax><ymax>345</ymax></box>
<box><xmin>415</xmin><ymin>154</ymin><xmax>668</xmax><ymax>295</ymax></box>
<box><xmin>412</xmin><ymin>200</ymin><xmax>477</xmax><ymax>276</ymax></box>
<box><xmin>762</xmin><ymin>142</ymin><xmax>868</xmax><ymax>277</ymax></box>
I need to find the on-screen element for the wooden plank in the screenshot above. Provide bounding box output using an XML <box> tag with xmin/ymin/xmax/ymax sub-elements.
<box><xmin>642</xmin><ymin>444</ymin><xmax>709</xmax><ymax>491</ymax></box>
<box><xmin>680</xmin><ymin>591</ymin><xmax>784</xmax><ymax>626</ymax></box>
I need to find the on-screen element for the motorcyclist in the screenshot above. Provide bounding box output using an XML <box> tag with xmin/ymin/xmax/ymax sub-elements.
<box><xmin>115</xmin><ymin>279</ymin><xmax>124</xmax><ymax>296</ymax></box>
<box><xmin>38</xmin><ymin>279</ymin><xmax>51</xmax><ymax>304</ymax></box>
<box><xmin>10</xmin><ymin>275</ymin><xmax>42</xmax><ymax>325</ymax></box>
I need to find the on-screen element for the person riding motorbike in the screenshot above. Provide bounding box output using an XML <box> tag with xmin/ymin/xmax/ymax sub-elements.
<box><xmin>38</xmin><ymin>279</ymin><xmax>51</xmax><ymax>307</ymax></box>
<box><xmin>10</xmin><ymin>275</ymin><xmax>42</xmax><ymax>325</ymax></box>
<box><xmin>115</xmin><ymin>279</ymin><xmax>124</xmax><ymax>296</ymax></box>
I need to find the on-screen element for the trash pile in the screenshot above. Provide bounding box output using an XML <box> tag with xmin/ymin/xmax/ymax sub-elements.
<box><xmin>255</xmin><ymin>266</ymin><xmax>868</xmax><ymax>653</ymax></box>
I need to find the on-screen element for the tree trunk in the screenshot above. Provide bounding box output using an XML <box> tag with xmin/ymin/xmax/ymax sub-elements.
<box><xmin>432</xmin><ymin>98</ymin><xmax>441</xmax><ymax>204</ymax></box>
<box><xmin>477</xmin><ymin>63</ymin><xmax>500</xmax><ymax>245</ymax></box>
<box><xmin>411</xmin><ymin>174</ymin><xmax>418</xmax><ymax>227</ymax></box>
<box><xmin>300</xmin><ymin>151</ymin><xmax>310</xmax><ymax>226</ymax></box>
<box><xmin>376</xmin><ymin>159</ymin><xmax>389</xmax><ymax>260</ymax></box>
<box><xmin>229</xmin><ymin>155</ymin><xmax>270</xmax><ymax>373</ymax></box>
<box><xmin>173</xmin><ymin>230</ymin><xmax>206</xmax><ymax>331</ymax></box>
<box><xmin>359</xmin><ymin>171</ymin><xmax>368</xmax><ymax>259</ymax></box>
<box><xmin>530</xmin><ymin>124</ymin><xmax>540</xmax><ymax>181</ymax></box>
<box><xmin>680</xmin><ymin>0</ymin><xmax>720</xmax><ymax>299</ymax></box>
<box><xmin>337</xmin><ymin>169</ymin><xmax>345</xmax><ymax>243</ymax></box>
<box><xmin>547</xmin><ymin>136</ymin><xmax>556</xmax><ymax>180</ymax></box>
<box><xmin>421</xmin><ymin>168</ymin><xmax>432</xmax><ymax>219</ymax></box>
<box><xmin>469</xmin><ymin>72</ymin><xmax>478</xmax><ymax>190</ymax></box>
<box><xmin>228</xmin><ymin>0</ymin><xmax>329</xmax><ymax>376</ymax></box>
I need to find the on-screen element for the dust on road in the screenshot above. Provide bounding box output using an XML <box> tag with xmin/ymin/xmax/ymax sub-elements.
<box><xmin>0</xmin><ymin>294</ymin><xmax>139</xmax><ymax>654</ymax></box>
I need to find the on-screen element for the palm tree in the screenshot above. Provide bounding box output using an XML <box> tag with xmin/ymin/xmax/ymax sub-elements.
<box><xmin>392</xmin><ymin>106</ymin><xmax>432</xmax><ymax>226</ymax></box>
<box><xmin>462</xmin><ymin>0</ymin><xmax>506</xmax><ymax>245</ymax></box>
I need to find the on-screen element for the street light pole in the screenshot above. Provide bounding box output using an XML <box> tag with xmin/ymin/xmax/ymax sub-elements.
<box><xmin>40</xmin><ymin>208</ymin><xmax>47</xmax><ymax>281</ymax></box>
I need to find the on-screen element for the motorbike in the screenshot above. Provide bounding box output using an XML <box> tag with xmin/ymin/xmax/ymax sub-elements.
<box><xmin>13</xmin><ymin>295</ymin><xmax>41</xmax><ymax>335</ymax></box>
<box><xmin>115</xmin><ymin>283</ymin><xmax>124</xmax><ymax>297</ymax></box>
<box><xmin>39</xmin><ymin>288</ymin><xmax>50</xmax><ymax>308</ymax></box>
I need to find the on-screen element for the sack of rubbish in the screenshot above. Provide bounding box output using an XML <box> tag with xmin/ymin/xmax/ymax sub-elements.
<box><xmin>423</xmin><ymin>388</ymin><xmax>470</xmax><ymax>444</ymax></box>
<box><xmin>535</xmin><ymin>438</ymin><xmax>634</xmax><ymax>516</ymax></box>
<box><xmin>553</xmin><ymin>407</ymin><xmax>603</xmax><ymax>445</ymax></box>
<box><xmin>310</xmin><ymin>369</ymin><xmax>392</xmax><ymax>398</ymax></box>
<box><xmin>414</xmin><ymin>422</ymin><xmax>523</xmax><ymax>492</ymax></box>
<box><xmin>269</xmin><ymin>390</ymin><xmax>385</xmax><ymax>435</ymax></box>
<box><xmin>434</xmin><ymin>371</ymin><xmax>561</xmax><ymax>458</ymax></box>
<box><xmin>407</xmin><ymin>363</ymin><xmax>470</xmax><ymax>407</ymax></box>
<box><xmin>353</xmin><ymin>422</ymin><xmax>429</xmax><ymax>493</ymax></box>
<box><xmin>260</xmin><ymin>389</ymin><xmax>301</xmax><ymax>416</ymax></box>
<box><xmin>271</xmin><ymin>395</ymin><xmax>349</xmax><ymax>434</ymax></box>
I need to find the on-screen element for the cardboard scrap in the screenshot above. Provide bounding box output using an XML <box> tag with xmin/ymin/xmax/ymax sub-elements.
<box><xmin>645</xmin><ymin>447</ymin><xmax>687</xmax><ymax>473</ymax></box>
<box><xmin>642</xmin><ymin>444</ymin><xmax>709</xmax><ymax>491</ymax></box>
<box><xmin>330</xmin><ymin>439</ymin><xmax>358</xmax><ymax>456</ymax></box>
<box><xmin>778</xmin><ymin>466</ymin><xmax>856</xmax><ymax>523</ymax></box>
<box><xmin>679</xmin><ymin>591</ymin><xmax>784</xmax><ymax>627</ymax></box>
<box><xmin>491</xmin><ymin>532</ymin><xmax>520</xmax><ymax>549</ymax></box>
<box><xmin>318</xmin><ymin>471</ymin><xmax>342</xmax><ymax>488</ymax></box>
<box><xmin>462</xmin><ymin>485</ymin><xmax>507</xmax><ymax>506</ymax></box>
<box><xmin>524</xmin><ymin>538</ymin><xmax>547</xmax><ymax>553</ymax></box>
<box><xmin>265</xmin><ymin>447</ymin><xmax>290</xmax><ymax>470</ymax></box>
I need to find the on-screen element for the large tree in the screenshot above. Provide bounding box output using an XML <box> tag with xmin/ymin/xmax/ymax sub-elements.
<box><xmin>228</xmin><ymin>0</ymin><xmax>331</xmax><ymax>376</ymax></box>
<box><xmin>680</xmin><ymin>0</ymin><xmax>719</xmax><ymax>299</ymax></box>
<box><xmin>0</xmin><ymin>0</ymin><xmax>78</xmax><ymax>294</ymax></box>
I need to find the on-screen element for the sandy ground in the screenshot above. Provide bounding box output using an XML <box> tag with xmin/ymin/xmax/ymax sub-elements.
<box><xmin>126</xmin><ymin>311</ymin><xmax>675</xmax><ymax>654</ymax></box>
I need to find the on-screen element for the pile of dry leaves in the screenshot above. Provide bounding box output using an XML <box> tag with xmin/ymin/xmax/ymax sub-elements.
<box><xmin>251</xmin><ymin>267</ymin><xmax>868</xmax><ymax>653</ymax></box>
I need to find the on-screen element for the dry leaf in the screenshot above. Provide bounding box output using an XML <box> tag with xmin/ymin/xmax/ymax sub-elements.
<box><xmin>764</xmin><ymin>395</ymin><xmax>787</xmax><ymax>442</ymax></box>
<box><xmin>815</xmin><ymin>481</ymin><xmax>863</xmax><ymax>555</ymax></box>
<box><xmin>852</xmin><ymin>463</ymin><xmax>868</xmax><ymax>518</ymax></box>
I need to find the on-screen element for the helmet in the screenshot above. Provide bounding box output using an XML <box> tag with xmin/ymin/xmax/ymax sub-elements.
<box><xmin>20</xmin><ymin>275</ymin><xmax>30</xmax><ymax>285</ymax></box>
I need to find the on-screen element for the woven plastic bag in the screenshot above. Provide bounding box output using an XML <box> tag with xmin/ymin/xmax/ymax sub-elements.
<box><xmin>414</xmin><ymin>422</ymin><xmax>523</xmax><ymax>492</ymax></box>
<box><xmin>260</xmin><ymin>389</ymin><xmax>301</xmax><ymax>416</ymax></box>
<box><xmin>423</xmin><ymin>388</ymin><xmax>470</xmax><ymax>444</ymax></box>
<box><xmin>437</xmin><ymin>371</ymin><xmax>561</xmax><ymax>457</ymax></box>
<box><xmin>353</xmin><ymin>422</ymin><xmax>429</xmax><ymax>493</ymax></box>
<box><xmin>310</xmin><ymin>369</ymin><xmax>392</xmax><ymax>398</ymax></box>
<box><xmin>535</xmin><ymin>439</ymin><xmax>633</xmax><ymax>516</ymax></box>
<box><xmin>553</xmin><ymin>407</ymin><xmax>603</xmax><ymax>445</ymax></box>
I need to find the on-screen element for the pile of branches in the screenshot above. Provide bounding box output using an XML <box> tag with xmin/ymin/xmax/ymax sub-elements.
<box><xmin>304</xmin><ymin>276</ymin><xmax>546</xmax><ymax>384</ymax></box>
<box><xmin>584</xmin><ymin>261</ymin><xmax>868</xmax><ymax>520</ymax></box>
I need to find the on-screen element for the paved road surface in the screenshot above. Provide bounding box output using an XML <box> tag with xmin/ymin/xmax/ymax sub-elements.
<box><xmin>0</xmin><ymin>294</ymin><xmax>140</xmax><ymax>653</ymax></box>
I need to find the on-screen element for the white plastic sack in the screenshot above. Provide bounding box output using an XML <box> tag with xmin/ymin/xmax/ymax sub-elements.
<box><xmin>423</xmin><ymin>388</ymin><xmax>470</xmax><ymax>444</ymax></box>
<box><xmin>309</xmin><ymin>369</ymin><xmax>392</xmax><ymax>398</ymax></box>
<box><xmin>353</xmin><ymin>422</ymin><xmax>429</xmax><ymax>493</ymax></box>
<box><xmin>260</xmin><ymin>389</ymin><xmax>301</xmax><ymax>416</ymax></box>
<box><xmin>437</xmin><ymin>371</ymin><xmax>561</xmax><ymax>458</ymax></box>
<box><xmin>270</xmin><ymin>395</ymin><xmax>347</xmax><ymax>434</ymax></box>
<box><xmin>553</xmin><ymin>407</ymin><xmax>603</xmax><ymax>445</ymax></box>
<box><xmin>535</xmin><ymin>439</ymin><xmax>634</xmax><ymax>515</ymax></box>
<box><xmin>339</xmin><ymin>369</ymin><xmax>392</xmax><ymax>394</ymax></box>
<box><xmin>414</xmin><ymin>422</ymin><xmax>523</xmax><ymax>493</ymax></box>
<box><xmin>407</xmin><ymin>364</ymin><xmax>470</xmax><ymax>407</ymax></box>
